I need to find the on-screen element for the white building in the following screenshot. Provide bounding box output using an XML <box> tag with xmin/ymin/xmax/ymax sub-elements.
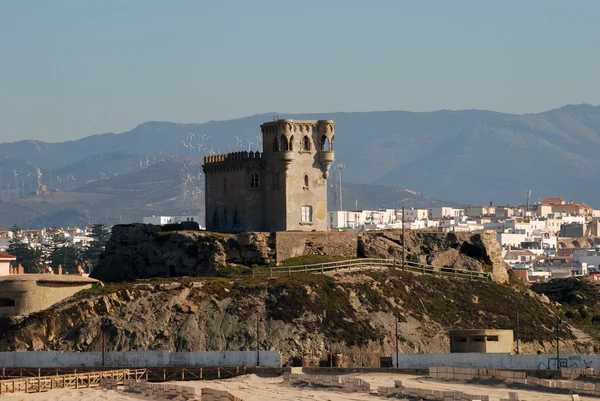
<box><xmin>143</xmin><ymin>215</ymin><xmax>203</xmax><ymax>227</ymax></box>
<box><xmin>429</xmin><ymin>207</ymin><xmax>464</xmax><ymax>219</ymax></box>
<box><xmin>328</xmin><ymin>209</ymin><xmax>399</xmax><ymax>230</ymax></box>
<box><xmin>404</xmin><ymin>208</ymin><xmax>428</xmax><ymax>221</ymax></box>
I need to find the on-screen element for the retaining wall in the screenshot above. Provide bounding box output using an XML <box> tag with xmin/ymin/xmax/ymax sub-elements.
<box><xmin>391</xmin><ymin>353</ymin><xmax>599</xmax><ymax>371</ymax></box>
<box><xmin>0</xmin><ymin>351</ymin><xmax>281</xmax><ymax>368</ymax></box>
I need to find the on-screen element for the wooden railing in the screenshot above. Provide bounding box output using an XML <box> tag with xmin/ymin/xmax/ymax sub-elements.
<box><xmin>0</xmin><ymin>368</ymin><xmax>146</xmax><ymax>395</ymax></box>
<box><xmin>251</xmin><ymin>258</ymin><xmax>491</xmax><ymax>281</ymax></box>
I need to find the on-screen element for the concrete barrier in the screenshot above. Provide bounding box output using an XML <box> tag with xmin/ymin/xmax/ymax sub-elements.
<box><xmin>0</xmin><ymin>350</ymin><xmax>281</xmax><ymax>368</ymax></box>
<box><xmin>392</xmin><ymin>353</ymin><xmax>600</xmax><ymax>371</ymax></box>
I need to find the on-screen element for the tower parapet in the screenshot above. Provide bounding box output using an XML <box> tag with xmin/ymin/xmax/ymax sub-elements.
<box><xmin>202</xmin><ymin>151</ymin><xmax>263</xmax><ymax>173</ymax></box>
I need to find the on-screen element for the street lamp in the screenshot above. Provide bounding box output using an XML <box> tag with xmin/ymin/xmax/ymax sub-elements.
<box><xmin>101</xmin><ymin>318</ymin><xmax>108</xmax><ymax>367</ymax></box>
<box><xmin>335</xmin><ymin>164</ymin><xmax>345</xmax><ymax>211</ymax></box>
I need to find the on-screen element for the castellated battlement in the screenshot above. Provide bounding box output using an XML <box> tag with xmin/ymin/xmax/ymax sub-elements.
<box><xmin>202</xmin><ymin>151</ymin><xmax>263</xmax><ymax>173</ymax></box>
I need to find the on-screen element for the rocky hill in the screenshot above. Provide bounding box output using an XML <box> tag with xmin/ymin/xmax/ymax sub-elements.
<box><xmin>0</xmin><ymin>271</ymin><xmax>593</xmax><ymax>365</ymax></box>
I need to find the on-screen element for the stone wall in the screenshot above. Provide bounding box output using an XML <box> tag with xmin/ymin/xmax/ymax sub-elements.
<box><xmin>274</xmin><ymin>231</ymin><xmax>358</xmax><ymax>263</ymax></box>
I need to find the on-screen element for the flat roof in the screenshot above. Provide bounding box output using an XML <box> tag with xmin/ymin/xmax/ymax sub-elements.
<box><xmin>0</xmin><ymin>274</ymin><xmax>99</xmax><ymax>284</ymax></box>
<box><xmin>449</xmin><ymin>329</ymin><xmax>513</xmax><ymax>336</ymax></box>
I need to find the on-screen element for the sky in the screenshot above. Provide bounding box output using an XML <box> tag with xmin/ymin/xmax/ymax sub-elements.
<box><xmin>1</xmin><ymin>0</ymin><xmax>599</xmax><ymax>143</ymax></box>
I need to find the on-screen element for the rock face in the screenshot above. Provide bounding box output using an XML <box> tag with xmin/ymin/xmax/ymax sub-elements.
<box><xmin>357</xmin><ymin>231</ymin><xmax>509</xmax><ymax>283</ymax></box>
<box><xmin>92</xmin><ymin>225</ymin><xmax>509</xmax><ymax>284</ymax></box>
<box><xmin>91</xmin><ymin>224</ymin><xmax>275</xmax><ymax>283</ymax></box>
<box><xmin>0</xmin><ymin>271</ymin><xmax>592</xmax><ymax>364</ymax></box>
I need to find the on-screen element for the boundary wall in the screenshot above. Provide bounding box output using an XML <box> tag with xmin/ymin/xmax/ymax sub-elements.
<box><xmin>391</xmin><ymin>353</ymin><xmax>599</xmax><ymax>370</ymax></box>
<box><xmin>0</xmin><ymin>351</ymin><xmax>280</xmax><ymax>368</ymax></box>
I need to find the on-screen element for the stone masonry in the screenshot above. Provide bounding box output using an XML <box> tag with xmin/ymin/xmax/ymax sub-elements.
<box><xmin>203</xmin><ymin>119</ymin><xmax>335</xmax><ymax>232</ymax></box>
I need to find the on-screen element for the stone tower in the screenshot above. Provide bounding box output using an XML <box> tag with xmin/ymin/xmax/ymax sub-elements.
<box><xmin>202</xmin><ymin>119</ymin><xmax>335</xmax><ymax>232</ymax></box>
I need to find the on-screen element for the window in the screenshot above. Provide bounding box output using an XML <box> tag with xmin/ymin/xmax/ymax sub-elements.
<box><xmin>289</xmin><ymin>135</ymin><xmax>294</xmax><ymax>150</ymax></box>
<box><xmin>304</xmin><ymin>175</ymin><xmax>309</xmax><ymax>187</ymax></box>
<box><xmin>273</xmin><ymin>171</ymin><xmax>280</xmax><ymax>188</ymax></box>
<box><xmin>301</xmin><ymin>205</ymin><xmax>313</xmax><ymax>223</ymax></box>
<box><xmin>303</xmin><ymin>136</ymin><xmax>311</xmax><ymax>151</ymax></box>
<box><xmin>321</xmin><ymin>135</ymin><xmax>331</xmax><ymax>151</ymax></box>
<box><xmin>272</xmin><ymin>137</ymin><xmax>278</xmax><ymax>152</ymax></box>
<box><xmin>486</xmin><ymin>336</ymin><xmax>499</xmax><ymax>342</ymax></box>
<box><xmin>233</xmin><ymin>210</ymin><xmax>239</xmax><ymax>226</ymax></box>
<box><xmin>281</xmin><ymin>135</ymin><xmax>289</xmax><ymax>151</ymax></box>
<box><xmin>212</xmin><ymin>211</ymin><xmax>219</xmax><ymax>227</ymax></box>
<box><xmin>250</xmin><ymin>173</ymin><xmax>260</xmax><ymax>188</ymax></box>
<box><xmin>0</xmin><ymin>298</ymin><xmax>15</xmax><ymax>307</ymax></box>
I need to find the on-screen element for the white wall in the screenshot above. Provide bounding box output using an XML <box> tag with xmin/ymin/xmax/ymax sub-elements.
<box><xmin>391</xmin><ymin>353</ymin><xmax>599</xmax><ymax>370</ymax></box>
<box><xmin>0</xmin><ymin>351</ymin><xmax>281</xmax><ymax>368</ymax></box>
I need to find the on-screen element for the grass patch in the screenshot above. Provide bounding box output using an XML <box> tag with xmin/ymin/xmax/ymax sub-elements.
<box><xmin>274</xmin><ymin>255</ymin><xmax>356</xmax><ymax>267</ymax></box>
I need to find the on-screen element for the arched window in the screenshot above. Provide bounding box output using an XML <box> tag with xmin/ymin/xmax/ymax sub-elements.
<box><xmin>281</xmin><ymin>135</ymin><xmax>289</xmax><ymax>151</ymax></box>
<box><xmin>233</xmin><ymin>210</ymin><xmax>239</xmax><ymax>226</ymax></box>
<box><xmin>302</xmin><ymin>136</ymin><xmax>311</xmax><ymax>151</ymax></box>
<box><xmin>272</xmin><ymin>136</ymin><xmax>278</xmax><ymax>152</ymax></box>
<box><xmin>250</xmin><ymin>173</ymin><xmax>260</xmax><ymax>188</ymax></box>
<box><xmin>321</xmin><ymin>135</ymin><xmax>331</xmax><ymax>151</ymax></box>
<box><xmin>289</xmin><ymin>135</ymin><xmax>294</xmax><ymax>150</ymax></box>
<box><xmin>304</xmin><ymin>175</ymin><xmax>309</xmax><ymax>187</ymax></box>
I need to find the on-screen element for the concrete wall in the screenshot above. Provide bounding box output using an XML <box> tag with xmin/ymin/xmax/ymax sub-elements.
<box><xmin>0</xmin><ymin>276</ymin><xmax>96</xmax><ymax>317</ymax></box>
<box><xmin>392</xmin><ymin>353</ymin><xmax>600</xmax><ymax>370</ymax></box>
<box><xmin>0</xmin><ymin>351</ymin><xmax>281</xmax><ymax>368</ymax></box>
<box><xmin>275</xmin><ymin>231</ymin><xmax>358</xmax><ymax>263</ymax></box>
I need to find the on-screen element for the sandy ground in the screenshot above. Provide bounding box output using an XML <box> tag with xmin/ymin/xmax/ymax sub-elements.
<box><xmin>0</xmin><ymin>373</ymin><xmax>594</xmax><ymax>400</ymax></box>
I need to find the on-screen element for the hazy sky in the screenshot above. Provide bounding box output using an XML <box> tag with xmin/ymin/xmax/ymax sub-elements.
<box><xmin>1</xmin><ymin>0</ymin><xmax>599</xmax><ymax>143</ymax></box>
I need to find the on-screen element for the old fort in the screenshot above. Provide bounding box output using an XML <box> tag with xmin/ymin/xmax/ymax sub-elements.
<box><xmin>202</xmin><ymin>119</ymin><xmax>335</xmax><ymax>232</ymax></box>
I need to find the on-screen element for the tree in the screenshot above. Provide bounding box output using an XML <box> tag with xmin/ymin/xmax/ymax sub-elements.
<box><xmin>7</xmin><ymin>225</ymin><xmax>42</xmax><ymax>273</ymax></box>
<box><xmin>83</xmin><ymin>224</ymin><xmax>111</xmax><ymax>270</ymax></box>
<box><xmin>44</xmin><ymin>227</ymin><xmax>82</xmax><ymax>274</ymax></box>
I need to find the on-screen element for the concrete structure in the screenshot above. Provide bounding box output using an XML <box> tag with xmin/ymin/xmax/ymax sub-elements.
<box><xmin>203</xmin><ymin>119</ymin><xmax>335</xmax><ymax>232</ymax></box>
<box><xmin>0</xmin><ymin>350</ymin><xmax>281</xmax><ymax>368</ymax></box>
<box><xmin>0</xmin><ymin>252</ymin><xmax>16</xmax><ymax>276</ymax></box>
<box><xmin>449</xmin><ymin>330</ymin><xmax>514</xmax><ymax>354</ymax></box>
<box><xmin>429</xmin><ymin>207</ymin><xmax>463</xmax><ymax>219</ymax></box>
<box><xmin>0</xmin><ymin>274</ymin><xmax>99</xmax><ymax>317</ymax></box>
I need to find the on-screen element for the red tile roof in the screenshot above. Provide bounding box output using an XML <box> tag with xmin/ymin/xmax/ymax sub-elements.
<box><xmin>0</xmin><ymin>252</ymin><xmax>16</xmax><ymax>259</ymax></box>
<box><xmin>552</xmin><ymin>203</ymin><xmax>592</xmax><ymax>210</ymax></box>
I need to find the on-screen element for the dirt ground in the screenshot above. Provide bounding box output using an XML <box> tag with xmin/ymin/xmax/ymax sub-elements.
<box><xmin>1</xmin><ymin>373</ymin><xmax>592</xmax><ymax>401</ymax></box>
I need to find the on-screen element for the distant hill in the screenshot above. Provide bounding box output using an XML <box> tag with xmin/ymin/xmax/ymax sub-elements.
<box><xmin>1</xmin><ymin>104</ymin><xmax>599</xmax><ymax>225</ymax></box>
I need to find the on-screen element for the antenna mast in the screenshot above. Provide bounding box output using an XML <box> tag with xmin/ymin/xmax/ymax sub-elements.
<box><xmin>525</xmin><ymin>189</ymin><xmax>532</xmax><ymax>213</ymax></box>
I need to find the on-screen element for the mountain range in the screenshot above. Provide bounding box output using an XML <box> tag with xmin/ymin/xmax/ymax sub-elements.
<box><xmin>0</xmin><ymin>104</ymin><xmax>599</xmax><ymax>228</ymax></box>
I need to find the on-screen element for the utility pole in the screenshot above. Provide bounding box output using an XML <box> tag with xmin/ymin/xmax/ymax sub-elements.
<box><xmin>556</xmin><ymin>316</ymin><xmax>561</xmax><ymax>370</ymax></box>
<box><xmin>256</xmin><ymin>314</ymin><xmax>260</xmax><ymax>367</ymax></box>
<box><xmin>101</xmin><ymin>319</ymin><xmax>106</xmax><ymax>367</ymax></box>
<box><xmin>515</xmin><ymin>310</ymin><xmax>520</xmax><ymax>355</ymax></box>
<box><xmin>395</xmin><ymin>318</ymin><xmax>399</xmax><ymax>368</ymax></box>
<box><xmin>402</xmin><ymin>206</ymin><xmax>406</xmax><ymax>270</ymax></box>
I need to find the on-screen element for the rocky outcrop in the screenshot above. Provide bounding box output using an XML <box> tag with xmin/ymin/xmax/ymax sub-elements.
<box><xmin>358</xmin><ymin>231</ymin><xmax>509</xmax><ymax>283</ymax></box>
<box><xmin>92</xmin><ymin>225</ymin><xmax>508</xmax><ymax>284</ymax></box>
<box><xmin>0</xmin><ymin>271</ymin><xmax>593</xmax><ymax>364</ymax></box>
<box><xmin>91</xmin><ymin>224</ymin><xmax>276</xmax><ymax>283</ymax></box>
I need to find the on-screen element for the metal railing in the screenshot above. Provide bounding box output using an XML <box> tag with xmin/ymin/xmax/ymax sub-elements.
<box><xmin>251</xmin><ymin>258</ymin><xmax>491</xmax><ymax>281</ymax></box>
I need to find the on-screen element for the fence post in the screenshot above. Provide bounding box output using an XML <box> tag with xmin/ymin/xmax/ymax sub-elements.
<box><xmin>288</xmin><ymin>267</ymin><xmax>291</xmax><ymax>275</ymax></box>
